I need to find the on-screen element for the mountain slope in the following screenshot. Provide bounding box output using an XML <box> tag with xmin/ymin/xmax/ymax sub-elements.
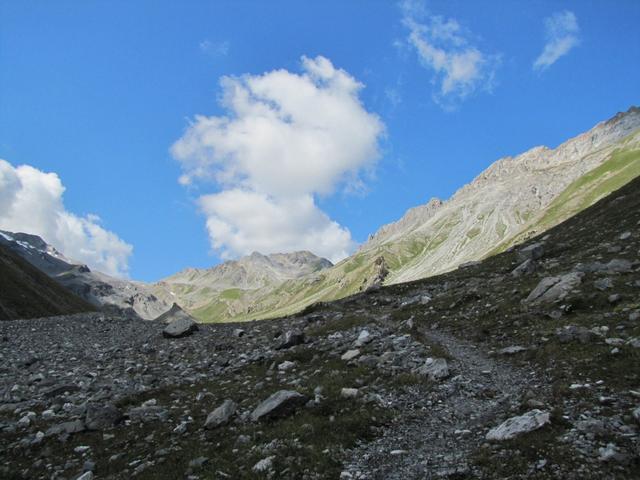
<box><xmin>153</xmin><ymin>251</ymin><xmax>332</xmax><ymax>320</ymax></box>
<box><xmin>376</xmin><ymin>106</ymin><xmax>640</xmax><ymax>284</ymax></box>
<box><xmin>3</xmin><ymin>175</ymin><xmax>639</xmax><ymax>479</ymax></box>
<box><xmin>183</xmin><ymin>106</ymin><xmax>640</xmax><ymax>323</ymax></box>
<box><xmin>0</xmin><ymin>231</ymin><xmax>169</xmax><ymax>319</ymax></box>
<box><xmin>0</xmin><ymin>242</ymin><xmax>94</xmax><ymax>320</ymax></box>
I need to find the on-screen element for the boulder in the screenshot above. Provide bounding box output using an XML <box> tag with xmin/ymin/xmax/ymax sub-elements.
<box><xmin>414</xmin><ymin>358</ymin><xmax>449</xmax><ymax>381</ymax></box>
<box><xmin>252</xmin><ymin>456</ymin><xmax>275</xmax><ymax>473</ymax></box>
<box><xmin>511</xmin><ymin>259</ymin><xmax>536</xmax><ymax>277</ymax></box>
<box><xmin>163</xmin><ymin>317</ymin><xmax>198</xmax><ymax>338</ymax></box>
<box><xmin>517</xmin><ymin>243</ymin><xmax>544</xmax><ymax>262</ymax></box>
<box><xmin>355</xmin><ymin>329</ymin><xmax>372</xmax><ymax>347</ymax></box>
<box><xmin>341</xmin><ymin>349</ymin><xmax>361</xmax><ymax>361</ymax></box>
<box><xmin>126</xmin><ymin>405</ymin><xmax>169</xmax><ymax>423</ymax></box>
<box><xmin>157</xmin><ymin>304</ymin><xmax>199</xmax><ymax>338</ymax></box>
<box><xmin>525</xmin><ymin>272</ymin><xmax>584</xmax><ymax>304</ymax></box>
<box><xmin>498</xmin><ymin>345</ymin><xmax>527</xmax><ymax>355</ymax></box>
<box><xmin>277</xmin><ymin>361</ymin><xmax>296</xmax><ymax>371</ymax></box>
<box><xmin>486</xmin><ymin>410</ymin><xmax>550</xmax><ymax>441</ymax></box>
<box><xmin>45</xmin><ymin>419</ymin><xmax>85</xmax><ymax>437</ymax></box>
<box><xmin>341</xmin><ymin>388</ymin><xmax>359</xmax><ymax>399</ymax></box>
<box><xmin>556</xmin><ymin>325</ymin><xmax>598</xmax><ymax>344</ymax></box>
<box><xmin>204</xmin><ymin>399</ymin><xmax>236</xmax><ymax>429</ymax></box>
<box><xmin>251</xmin><ymin>390</ymin><xmax>308</xmax><ymax>422</ymax></box>
<box><xmin>85</xmin><ymin>402</ymin><xmax>123</xmax><ymax>430</ymax></box>
<box><xmin>276</xmin><ymin>329</ymin><xmax>305</xmax><ymax>350</ymax></box>
<box><xmin>632</xmin><ymin>406</ymin><xmax>640</xmax><ymax>424</ymax></box>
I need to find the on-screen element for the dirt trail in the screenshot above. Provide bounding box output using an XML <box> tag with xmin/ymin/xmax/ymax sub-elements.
<box><xmin>343</xmin><ymin>329</ymin><xmax>538</xmax><ymax>479</ymax></box>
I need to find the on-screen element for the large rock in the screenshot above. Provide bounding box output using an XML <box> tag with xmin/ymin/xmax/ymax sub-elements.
<box><xmin>414</xmin><ymin>358</ymin><xmax>449</xmax><ymax>381</ymax></box>
<box><xmin>204</xmin><ymin>399</ymin><xmax>236</xmax><ymax>429</ymax></box>
<box><xmin>158</xmin><ymin>303</ymin><xmax>199</xmax><ymax>338</ymax></box>
<box><xmin>575</xmin><ymin>258</ymin><xmax>635</xmax><ymax>274</ymax></box>
<box><xmin>511</xmin><ymin>258</ymin><xmax>537</xmax><ymax>277</ymax></box>
<box><xmin>45</xmin><ymin>419</ymin><xmax>85</xmax><ymax>437</ymax></box>
<box><xmin>525</xmin><ymin>272</ymin><xmax>584</xmax><ymax>304</ymax></box>
<box><xmin>85</xmin><ymin>402</ymin><xmax>123</xmax><ymax>430</ymax></box>
<box><xmin>517</xmin><ymin>243</ymin><xmax>544</xmax><ymax>262</ymax></box>
<box><xmin>276</xmin><ymin>329</ymin><xmax>305</xmax><ymax>350</ymax></box>
<box><xmin>486</xmin><ymin>410</ymin><xmax>550</xmax><ymax>441</ymax></box>
<box><xmin>251</xmin><ymin>390</ymin><xmax>308</xmax><ymax>422</ymax></box>
<box><xmin>556</xmin><ymin>325</ymin><xmax>598</xmax><ymax>344</ymax></box>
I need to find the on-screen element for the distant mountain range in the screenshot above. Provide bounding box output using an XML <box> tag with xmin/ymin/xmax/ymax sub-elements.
<box><xmin>0</xmin><ymin>239</ymin><xmax>94</xmax><ymax>320</ymax></box>
<box><xmin>0</xmin><ymin>230</ymin><xmax>169</xmax><ymax>319</ymax></box>
<box><xmin>3</xmin><ymin>106</ymin><xmax>639</xmax><ymax>323</ymax></box>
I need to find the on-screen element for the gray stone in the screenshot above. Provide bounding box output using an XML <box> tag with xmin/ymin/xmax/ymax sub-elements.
<box><xmin>414</xmin><ymin>358</ymin><xmax>449</xmax><ymax>381</ymax></box>
<box><xmin>251</xmin><ymin>390</ymin><xmax>308</xmax><ymax>421</ymax></box>
<box><xmin>486</xmin><ymin>410</ymin><xmax>550</xmax><ymax>441</ymax></box>
<box><xmin>85</xmin><ymin>402</ymin><xmax>123</xmax><ymax>430</ymax></box>
<box><xmin>354</xmin><ymin>329</ymin><xmax>372</xmax><ymax>347</ymax></box>
<box><xmin>556</xmin><ymin>325</ymin><xmax>598</xmax><ymax>344</ymax></box>
<box><xmin>341</xmin><ymin>349</ymin><xmax>361</xmax><ymax>361</ymax></box>
<box><xmin>252</xmin><ymin>456</ymin><xmax>275</xmax><ymax>473</ymax></box>
<box><xmin>512</xmin><ymin>258</ymin><xmax>537</xmax><ymax>277</ymax></box>
<box><xmin>158</xmin><ymin>304</ymin><xmax>199</xmax><ymax>338</ymax></box>
<box><xmin>46</xmin><ymin>419</ymin><xmax>85</xmax><ymax>437</ymax></box>
<box><xmin>204</xmin><ymin>399</ymin><xmax>236</xmax><ymax>429</ymax></box>
<box><xmin>517</xmin><ymin>243</ymin><xmax>544</xmax><ymax>262</ymax></box>
<box><xmin>276</xmin><ymin>329</ymin><xmax>305</xmax><ymax>350</ymax></box>
<box><xmin>341</xmin><ymin>388</ymin><xmax>359</xmax><ymax>399</ymax></box>
<box><xmin>188</xmin><ymin>457</ymin><xmax>209</xmax><ymax>469</ymax></box>
<box><xmin>126</xmin><ymin>405</ymin><xmax>169</xmax><ymax>423</ymax></box>
<box><xmin>498</xmin><ymin>345</ymin><xmax>527</xmax><ymax>355</ymax></box>
<box><xmin>277</xmin><ymin>360</ymin><xmax>296</xmax><ymax>371</ymax></box>
<box><xmin>525</xmin><ymin>272</ymin><xmax>584</xmax><ymax>304</ymax></box>
<box><xmin>594</xmin><ymin>278</ymin><xmax>613</xmax><ymax>291</ymax></box>
<box><xmin>632</xmin><ymin>406</ymin><xmax>640</xmax><ymax>424</ymax></box>
<box><xmin>608</xmin><ymin>294</ymin><xmax>622</xmax><ymax>304</ymax></box>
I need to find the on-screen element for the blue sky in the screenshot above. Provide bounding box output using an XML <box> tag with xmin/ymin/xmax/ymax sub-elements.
<box><xmin>0</xmin><ymin>0</ymin><xmax>638</xmax><ymax>281</ymax></box>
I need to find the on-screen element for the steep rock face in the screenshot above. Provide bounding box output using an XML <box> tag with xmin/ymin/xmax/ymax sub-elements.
<box><xmin>360</xmin><ymin>106</ymin><xmax>640</xmax><ymax>284</ymax></box>
<box><xmin>0</xmin><ymin>231</ymin><xmax>168</xmax><ymax>319</ymax></box>
<box><xmin>366</xmin><ymin>198</ymin><xmax>444</xmax><ymax>247</ymax></box>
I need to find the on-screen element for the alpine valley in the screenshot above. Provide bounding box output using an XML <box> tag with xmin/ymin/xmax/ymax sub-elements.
<box><xmin>1</xmin><ymin>107</ymin><xmax>640</xmax><ymax>480</ymax></box>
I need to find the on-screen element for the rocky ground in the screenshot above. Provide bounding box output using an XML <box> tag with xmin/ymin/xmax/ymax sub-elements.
<box><xmin>1</xmin><ymin>177</ymin><xmax>639</xmax><ymax>479</ymax></box>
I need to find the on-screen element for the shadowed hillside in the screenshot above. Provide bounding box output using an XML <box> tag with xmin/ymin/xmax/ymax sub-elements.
<box><xmin>0</xmin><ymin>243</ymin><xmax>94</xmax><ymax>320</ymax></box>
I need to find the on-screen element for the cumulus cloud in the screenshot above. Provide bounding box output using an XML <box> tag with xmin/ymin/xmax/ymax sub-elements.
<box><xmin>533</xmin><ymin>11</ymin><xmax>580</xmax><ymax>71</ymax></box>
<box><xmin>172</xmin><ymin>55</ymin><xmax>384</xmax><ymax>262</ymax></box>
<box><xmin>400</xmin><ymin>0</ymin><xmax>500</xmax><ymax>108</ymax></box>
<box><xmin>199</xmin><ymin>190</ymin><xmax>353</xmax><ymax>263</ymax></box>
<box><xmin>0</xmin><ymin>159</ymin><xmax>132</xmax><ymax>277</ymax></box>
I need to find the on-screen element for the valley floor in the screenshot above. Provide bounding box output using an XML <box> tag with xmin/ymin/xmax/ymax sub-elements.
<box><xmin>1</xmin><ymin>177</ymin><xmax>640</xmax><ymax>479</ymax></box>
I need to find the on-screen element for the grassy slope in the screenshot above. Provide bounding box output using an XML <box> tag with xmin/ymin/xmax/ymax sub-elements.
<box><xmin>0</xmin><ymin>243</ymin><xmax>95</xmax><ymax>320</ymax></box>
<box><xmin>491</xmin><ymin>140</ymin><xmax>640</xmax><ymax>255</ymax></box>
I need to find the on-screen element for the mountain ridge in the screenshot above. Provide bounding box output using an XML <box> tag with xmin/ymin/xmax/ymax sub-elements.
<box><xmin>168</xmin><ymin>106</ymin><xmax>640</xmax><ymax>322</ymax></box>
<box><xmin>0</xmin><ymin>230</ymin><xmax>169</xmax><ymax>319</ymax></box>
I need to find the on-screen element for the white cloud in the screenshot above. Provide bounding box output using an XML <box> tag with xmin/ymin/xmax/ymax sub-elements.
<box><xmin>533</xmin><ymin>11</ymin><xmax>580</xmax><ymax>71</ymax></box>
<box><xmin>0</xmin><ymin>159</ymin><xmax>132</xmax><ymax>277</ymax></box>
<box><xmin>199</xmin><ymin>190</ymin><xmax>353</xmax><ymax>263</ymax></box>
<box><xmin>400</xmin><ymin>0</ymin><xmax>500</xmax><ymax>108</ymax></box>
<box><xmin>172</xmin><ymin>55</ymin><xmax>384</xmax><ymax>262</ymax></box>
<box><xmin>199</xmin><ymin>39</ymin><xmax>230</xmax><ymax>57</ymax></box>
